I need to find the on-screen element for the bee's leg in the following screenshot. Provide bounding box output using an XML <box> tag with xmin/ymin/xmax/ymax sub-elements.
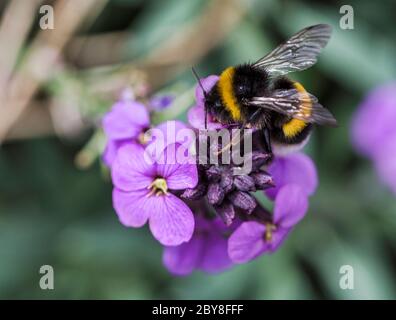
<box><xmin>247</xmin><ymin>109</ymin><xmax>262</xmax><ymax>126</ymax></box>
<box><xmin>215</xmin><ymin>108</ymin><xmax>263</xmax><ymax>156</ymax></box>
<box><xmin>245</xmin><ymin>109</ymin><xmax>272</xmax><ymax>154</ymax></box>
<box><xmin>214</xmin><ymin>119</ymin><xmax>250</xmax><ymax>156</ymax></box>
<box><xmin>262</xmin><ymin>127</ymin><xmax>272</xmax><ymax>155</ymax></box>
<box><xmin>214</xmin><ymin>127</ymin><xmax>244</xmax><ymax>156</ymax></box>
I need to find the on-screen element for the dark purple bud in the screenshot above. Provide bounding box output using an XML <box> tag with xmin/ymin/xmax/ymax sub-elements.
<box><xmin>207</xmin><ymin>182</ymin><xmax>225</xmax><ymax>205</ymax></box>
<box><xmin>214</xmin><ymin>200</ymin><xmax>235</xmax><ymax>226</ymax></box>
<box><xmin>220</xmin><ymin>171</ymin><xmax>233</xmax><ymax>193</ymax></box>
<box><xmin>198</xmin><ymin>162</ymin><xmax>211</xmax><ymax>170</ymax></box>
<box><xmin>251</xmin><ymin>152</ymin><xmax>272</xmax><ymax>171</ymax></box>
<box><xmin>206</xmin><ymin>166</ymin><xmax>222</xmax><ymax>182</ymax></box>
<box><xmin>233</xmin><ymin>175</ymin><xmax>256</xmax><ymax>192</ymax></box>
<box><xmin>181</xmin><ymin>183</ymin><xmax>207</xmax><ymax>200</ymax></box>
<box><xmin>228</xmin><ymin>191</ymin><xmax>256</xmax><ymax>214</ymax></box>
<box><xmin>251</xmin><ymin>172</ymin><xmax>274</xmax><ymax>189</ymax></box>
<box><xmin>149</xmin><ymin>95</ymin><xmax>173</xmax><ymax>111</ymax></box>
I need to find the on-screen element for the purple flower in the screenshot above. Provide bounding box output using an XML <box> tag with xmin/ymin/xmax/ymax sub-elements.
<box><xmin>111</xmin><ymin>143</ymin><xmax>198</xmax><ymax>246</ymax></box>
<box><xmin>163</xmin><ymin>216</ymin><xmax>233</xmax><ymax>275</ymax></box>
<box><xmin>351</xmin><ymin>83</ymin><xmax>396</xmax><ymax>157</ymax></box>
<box><xmin>188</xmin><ymin>75</ymin><xmax>225</xmax><ymax>130</ymax></box>
<box><xmin>102</xmin><ymin>98</ymin><xmax>150</xmax><ymax>166</ymax></box>
<box><xmin>265</xmin><ymin>152</ymin><xmax>318</xmax><ymax>199</ymax></box>
<box><xmin>104</xmin><ymin>72</ymin><xmax>325</xmax><ymax>275</ymax></box>
<box><xmin>374</xmin><ymin>139</ymin><xmax>396</xmax><ymax>194</ymax></box>
<box><xmin>228</xmin><ymin>184</ymin><xmax>309</xmax><ymax>263</ymax></box>
<box><xmin>351</xmin><ymin>83</ymin><xmax>396</xmax><ymax>194</ymax></box>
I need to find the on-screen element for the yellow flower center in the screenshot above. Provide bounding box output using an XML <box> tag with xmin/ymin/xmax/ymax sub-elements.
<box><xmin>265</xmin><ymin>223</ymin><xmax>277</xmax><ymax>242</ymax></box>
<box><xmin>138</xmin><ymin>130</ymin><xmax>150</xmax><ymax>145</ymax></box>
<box><xmin>147</xmin><ymin>178</ymin><xmax>168</xmax><ymax>197</ymax></box>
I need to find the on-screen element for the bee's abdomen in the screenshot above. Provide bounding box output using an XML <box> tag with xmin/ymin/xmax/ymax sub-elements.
<box><xmin>270</xmin><ymin>78</ymin><xmax>313</xmax><ymax>145</ymax></box>
<box><xmin>281</xmin><ymin>81</ymin><xmax>312</xmax><ymax>138</ymax></box>
<box><xmin>272</xmin><ymin>122</ymin><xmax>313</xmax><ymax>145</ymax></box>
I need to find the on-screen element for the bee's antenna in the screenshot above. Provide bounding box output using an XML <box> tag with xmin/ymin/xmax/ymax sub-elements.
<box><xmin>191</xmin><ymin>67</ymin><xmax>207</xmax><ymax>97</ymax></box>
<box><xmin>191</xmin><ymin>67</ymin><xmax>208</xmax><ymax>129</ymax></box>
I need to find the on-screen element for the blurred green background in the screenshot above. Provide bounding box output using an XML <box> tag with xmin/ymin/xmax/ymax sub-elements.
<box><xmin>1</xmin><ymin>0</ymin><xmax>396</xmax><ymax>299</ymax></box>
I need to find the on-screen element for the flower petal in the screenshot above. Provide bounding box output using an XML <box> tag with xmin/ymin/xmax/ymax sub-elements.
<box><xmin>199</xmin><ymin>232</ymin><xmax>233</xmax><ymax>273</ymax></box>
<box><xmin>187</xmin><ymin>105</ymin><xmax>225</xmax><ymax>130</ymax></box>
<box><xmin>166</xmin><ymin>164</ymin><xmax>198</xmax><ymax>190</ymax></box>
<box><xmin>268</xmin><ymin>227</ymin><xmax>291</xmax><ymax>253</ymax></box>
<box><xmin>111</xmin><ymin>143</ymin><xmax>156</xmax><ymax>191</ymax></box>
<box><xmin>155</xmin><ymin>120</ymin><xmax>194</xmax><ymax>146</ymax></box>
<box><xmin>112</xmin><ymin>188</ymin><xmax>151</xmax><ymax>227</ymax></box>
<box><xmin>163</xmin><ymin>216</ymin><xmax>233</xmax><ymax>275</ymax></box>
<box><xmin>266</xmin><ymin>152</ymin><xmax>318</xmax><ymax>199</ymax></box>
<box><xmin>351</xmin><ymin>83</ymin><xmax>396</xmax><ymax>157</ymax></box>
<box><xmin>148</xmin><ymin>194</ymin><xmax>195</xmax><ymax>246</ymax></box>
<box><xmin>374</xmin><ymin>137</ymin><xmax>396</xmax><ymax>194</ymax></box>
<box><xmin>103</xmin><ymin>101</ymin><xmax>149</xmax><ymax>140</ymax></box>
<box><xmin>228</xmin><ymin>221</ymin><xmax>266</xmax><ymax>264</ymax></box>
<box><xmin>162</xmin><ymin>234</ymin><xmax>203</xmax><ymax>276</ymax></box>
<box><xmin>156</xmin><ymin>144</ymin><xmax>198</xmax><ymax>190</ymax></box>
<box><xmin>145</xmin><ymin>120</ymin><xmax>195</xmax><ymax>159</ymax></box>
<box><xmin>273</xmin><ymin>184</ymin><xmax>309</xmax><ymax>228</ymax></box>
<box><xmin>102</xmin><ymin>139</ymin><xmax>131</xmax><ymax>167</ymax></box>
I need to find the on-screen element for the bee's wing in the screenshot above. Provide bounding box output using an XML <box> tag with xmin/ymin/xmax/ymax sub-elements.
<box><xmin>248</xmin><ymin>89</ymin><xmax>338</xmax><ymax>127</ymax></box>
<box><xmin>252</xmin><ymin>24</ymin><xmax>332</xmax><ymax>76</ymax></box>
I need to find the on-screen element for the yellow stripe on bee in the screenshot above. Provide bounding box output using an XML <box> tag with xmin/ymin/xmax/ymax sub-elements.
<box><xmin>218</xmin><ymin>67</ymin><xmax>242</xmax><ymax>121</ymax></box>
<box><xmin>282</xmin><ymin>82</ymin><xmax>312</xmax><ymax>138</ymax></box>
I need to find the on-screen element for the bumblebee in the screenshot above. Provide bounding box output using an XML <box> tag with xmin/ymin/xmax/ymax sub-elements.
<box><xmin>199</xmin><ymin>24</ymin><xmax>337</xmax><ymax>155</ymax></box>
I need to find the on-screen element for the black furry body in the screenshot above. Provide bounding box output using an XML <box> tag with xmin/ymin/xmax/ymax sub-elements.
<box><xmin>205</xmin><ymin>64</ymin><xmax>313</xmax><ymax>146</ymax></box>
